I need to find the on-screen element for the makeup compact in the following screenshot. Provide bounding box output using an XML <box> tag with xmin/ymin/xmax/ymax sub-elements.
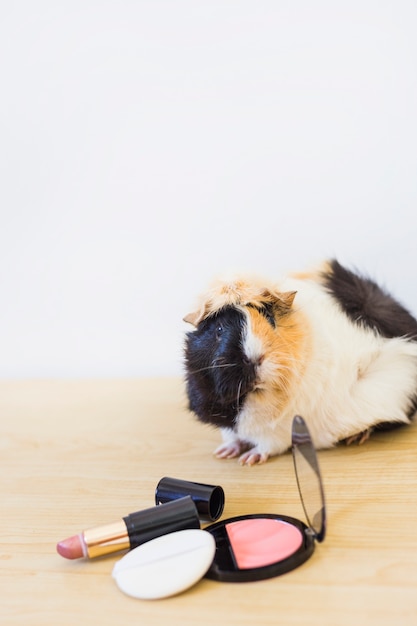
<box><xmin>204</xmin><ymin>415</ymin><xmax>326</xmax><ymax>582</ymax></box>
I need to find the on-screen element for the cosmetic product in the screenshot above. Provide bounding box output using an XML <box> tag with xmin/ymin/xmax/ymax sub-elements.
<box><xmin>112</xmin><ymin>529</ymin><xmax>216</xmax><ymax>600</ymax></box>
<box><xmin>155</xmin><ymin>476</ymin><xmax>225</xmax><ymax>521</ymax></box>
<box><xmin>204</xmin><ymin>415</ymin><xmax>326</xmax><ymax>582</ymax></box>
<box><xmin>56</xmin><ymin>496</ymin><xmax>200</xmax><ymax>559</ymax></box>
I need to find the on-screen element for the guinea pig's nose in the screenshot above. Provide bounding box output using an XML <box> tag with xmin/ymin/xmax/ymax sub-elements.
<box><xmin>244</xmin><ymin>355</ymin><xmax>263</xmax><ymax>367</ymax></box>
<box><xmin>243</xmin><ymin>355</ymin><xmax>263</xmax><ymax>369</ymax></box>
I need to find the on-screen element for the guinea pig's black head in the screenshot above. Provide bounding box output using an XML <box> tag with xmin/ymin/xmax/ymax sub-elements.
<box><xmin>184</xmin><ymin>306</ymin><xmax>258</xmax><ymax>429</ymax></box>
<box><xmin>183</xmin><ymin>278</ymin><xmax>297</xmax><ymax>430</ymax></box>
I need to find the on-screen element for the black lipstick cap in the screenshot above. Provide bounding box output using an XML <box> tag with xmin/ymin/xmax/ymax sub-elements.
<box><xmin>123</xmin><ymin>496</ymin><xmax>200</xmax><ymax>549</ymax></box>
<box><xmin>155</xmin><ymin>476</ymin><xmax>225</xmax><ymax>522</ymax></box>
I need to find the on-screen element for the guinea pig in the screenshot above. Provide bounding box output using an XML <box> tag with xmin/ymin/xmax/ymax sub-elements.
<box><xmin>183</xmin><ymin>259</ymin><xmax>417</xmax><ymax>465</ymax></box>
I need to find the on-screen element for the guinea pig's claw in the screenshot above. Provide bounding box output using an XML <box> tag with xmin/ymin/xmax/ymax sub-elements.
<box><xmin>214</xmin><ymin>441</ymin><xmax>269</xmax><ymax>464</ymax></box>
<box><xmin>238</xmin><ymin>449</ymin><xmax>269</xmax><ymax>466</ymax></box>
<box><xmin>214</xmin><ymin>442</ymin><xmax>243</xmax><ymax>459</ymax></box>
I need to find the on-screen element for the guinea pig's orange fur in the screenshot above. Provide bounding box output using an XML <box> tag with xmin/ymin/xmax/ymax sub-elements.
<box><xmin>246</xmin><ymin>303</ymin><xmax>310</xmax><ymax>406</ymax></box>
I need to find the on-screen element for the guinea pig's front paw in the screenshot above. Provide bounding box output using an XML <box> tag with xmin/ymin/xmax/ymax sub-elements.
<box><xmin>214</xmin><ymin>440</ymin><xmax>251</xmax><ymax>460</ymax></box>
<box><xmin>238</xmin><ymin>447</ymin><xmax>270</xmax><ymax>466</ymax></box>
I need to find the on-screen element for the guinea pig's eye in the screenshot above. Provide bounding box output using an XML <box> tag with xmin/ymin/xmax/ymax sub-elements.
<box><xmin>216</xmin><ymin>323</ymin><xmax>224</xmax><ymax>336</ymax></box>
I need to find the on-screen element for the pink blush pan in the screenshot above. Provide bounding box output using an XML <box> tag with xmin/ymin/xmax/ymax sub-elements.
<box><xmin>226</xmin><ymin>518</ymin><xmax>303</xmax><ymax>569</ymax></box>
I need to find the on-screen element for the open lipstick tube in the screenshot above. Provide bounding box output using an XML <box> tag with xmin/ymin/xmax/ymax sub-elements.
<box><xmin>57</xmin><ymin>496</ymin><xmax>200</xmax><ymax>559</ymax></box>
<box><xmin>57</xmin><ymin>478</ymin><xmax>225</xmax><ymax>560</ymax></box>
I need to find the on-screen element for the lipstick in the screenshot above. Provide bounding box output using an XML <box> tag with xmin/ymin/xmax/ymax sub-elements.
<box><xmin>57</xmin><ymin>496</ymin><xmax>200</xmax><ymax>559</ymax></box>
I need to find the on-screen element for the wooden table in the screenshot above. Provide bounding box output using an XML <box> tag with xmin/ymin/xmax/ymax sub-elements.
<box><xmin>1</xmin><ymin>379</ymin><xmax>416</xmax><ymax>625</ymax></box>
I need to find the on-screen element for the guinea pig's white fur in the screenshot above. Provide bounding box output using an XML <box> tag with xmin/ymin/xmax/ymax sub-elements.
<box><xmin>184</xmin><ymin>261</ymin><xmax>417</xmax><ymax>465</ymax></box>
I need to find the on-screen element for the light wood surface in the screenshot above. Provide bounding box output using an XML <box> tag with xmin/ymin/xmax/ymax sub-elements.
<box><xmin>1</xmin><ymin>378</ymin><xmax>416</xmax><ymax>625</ymax></box>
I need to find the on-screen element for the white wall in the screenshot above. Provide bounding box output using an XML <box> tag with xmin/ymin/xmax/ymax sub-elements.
<box><xmin>1</xmin><ymin>1</ymin><xmax>416</xmax><ymax>377</ymax></box>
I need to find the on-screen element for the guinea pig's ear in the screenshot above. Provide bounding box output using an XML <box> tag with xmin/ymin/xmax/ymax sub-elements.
<box><xmin>264</xmin><ymin>289</ymin><xmax>297</xmax><ymax>314</ymax></box>
<box><xmin>278</xmin><ymin>290</ymin><xmax>297</xmax><ymax>309</ymax></box>
<box><xmin>183</xmin><ymin>307</ymin><xmax>207</xmax><ymax>327</ymax></box>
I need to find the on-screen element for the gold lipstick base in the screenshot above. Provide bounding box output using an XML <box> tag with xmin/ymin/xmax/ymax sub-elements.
<box><xmin>83</xmin><ymin>520</ymin><xmax>130</xmax><ymax>558</ymax></box>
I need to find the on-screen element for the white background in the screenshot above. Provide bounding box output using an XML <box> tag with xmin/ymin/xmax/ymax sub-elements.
<box><xmin>1</xmin><ymin>1</ymin><xmax>416</xmax><ymax>377</ymax></box>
